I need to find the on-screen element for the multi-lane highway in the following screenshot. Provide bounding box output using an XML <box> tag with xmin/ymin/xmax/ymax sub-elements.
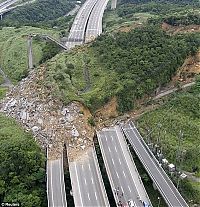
<box><xmin>0</xmin><ymin>0</ymin><xmax>19</xmax><ymax>12</ymax></box>
<box><xmin>66</xmin><ymin>0</ymin><xmax>98</xmax><ymax>48</ymax></box>
<box><xmin>85</xmin><ymin>0</ymin><xmax>109</xmax><ymax>42</ymax></box>
<box><xmin>47</xmin><ymin>154</ymin><xmax>67</xmax><ymax>207</ymax></box>
<box><xmin>97</xmin><ymin>126</ymin><xmax>151</xmax><ymax>207</ymax></box>
<box><xmin>69</xmin><ymin>147</ymin><xmax>110</xmax><ymax>207</ymax></box>
<box><xmin>122</xmin><ymin>122</ymin><xmax>189</xmax><ymax>207</ymax></box>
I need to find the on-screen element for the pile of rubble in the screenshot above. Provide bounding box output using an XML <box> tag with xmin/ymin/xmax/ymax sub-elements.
<box><xmin>0</xmin><ymin>67</ymin><xmax>94</xmax><ymax>160</ymax></box>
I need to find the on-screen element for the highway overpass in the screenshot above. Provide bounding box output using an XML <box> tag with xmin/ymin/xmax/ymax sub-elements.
<box><xmin>122</xmin><ymin>122</ymin><xmax>189</xmax><ymax>207</ymax></box>
<box><xmin>97</xmin><ymin>126</ymin><xmax>151</xmax><ymax>207</ymax></box>
<box><xmin>69</xmin><ymin>147</ymin><xmax>110</xmax><ymax>206</ymax></box>
<box><xmin>66</xmin><ymin>0</ymin><xmax>98</xmax><ymax>48</ymax></box>
<box><xmin>85</xmin><ymin>0</ymin><xmax>109</xmax><ymax>42</ymax></box>
<box><xmin>0</xmin><ymin>0</ymin><xmax>20</xmax><ymax>14</ymax></box>
<box><xmin>47</xmin><ymin>149</ymin><xmax>67</xmax><ymax>207</ymax></box>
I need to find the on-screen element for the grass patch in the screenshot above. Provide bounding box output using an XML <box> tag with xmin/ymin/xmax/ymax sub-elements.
<box><xmin>0</xmin><ymin>74</ymin><xmax>4</xmax><ymax>85</ymax></box>
<box><xmin>0</xmin><ymin>26</ymin><xmax>60</xmax><ymax>83</ymax></box>
<box><xmin>103</xmin><ymin>9</ymin><xmax>155</xmax><ymax>32</ymax></box>
<box><xmin>0</xmin><ymin>87</ymin><xmax>8</xmax><ymax>100</ymax></box>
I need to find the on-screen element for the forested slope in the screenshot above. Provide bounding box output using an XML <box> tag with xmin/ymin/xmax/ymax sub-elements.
<box><xmin>0</xmin><ymin>0</ymin><xmax>75</xmax><ymax>27</ymax></box>
<box><xmin>43</xmin><ymin>26</ymin><xmax>200</xmax><ymax>112</ymax></box>
<box><xmin>0</xmin><ymin>114</ymin><xmax>46</xmax><ymax>206</ymax></box>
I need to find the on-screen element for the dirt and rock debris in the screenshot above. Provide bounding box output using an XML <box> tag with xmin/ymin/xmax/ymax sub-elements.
<box><xmin>0</xmin><ymin>66</ymin><xmax>94</xmax><ymax>161</ymax></box>
<box><xmin>162</xmin><ymin>22</ymin><xmax>200</xmax><ymax>34</ymax></box>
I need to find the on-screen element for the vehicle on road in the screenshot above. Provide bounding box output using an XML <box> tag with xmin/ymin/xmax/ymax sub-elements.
<box><xmin>127</xmin><ymin>199</ymin><xmax>135</xmax><ymax>207</ymax></box>
<box><xmin>143</xmin><ymin>201</ymin><xmax>150</xmax><ymax>207</ymax></box>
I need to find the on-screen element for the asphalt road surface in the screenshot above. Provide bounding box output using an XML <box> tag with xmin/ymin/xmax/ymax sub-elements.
<box><xmin>85</xmin><ymin>0</ymin><xmax>109</xmax><ymax>42</ymax></box>
<box><xmin>122</xmin><ymin>122</ymin><xmax>189</xmax><ymax>207</ymax></box>
<box><xmin>47</xmin><ymin>158</ymin><xmax>67</xmax><ymax>207</ymax></box>
<box><xmin>0</xmin><ymin>0</ymin><xmax>19</xmax><ymax>12</ymax></box>
<box><xmin>69</xmin><ymin>147</ymin><xmax>110</xmax><ymax>207</ymax></box>
<box><xmin>97</xmin><ymin>126</ymin><xmax>151</xmax><ymax>207</ymax></box>
<box><xmin>27</xmin><ymin>36</ymin><xmax>33</xmax><ymax>69</ymax></box>
<box><xmin>66</xmin><ymin>0</ymin><xmax>98</xmax><ymax>48</ymax></box>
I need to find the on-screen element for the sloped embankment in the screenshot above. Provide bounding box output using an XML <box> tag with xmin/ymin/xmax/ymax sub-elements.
<box><xmin>0</xmin><ymin>66</ymin><xmax>94</xmax><ymax>160</ymax></box>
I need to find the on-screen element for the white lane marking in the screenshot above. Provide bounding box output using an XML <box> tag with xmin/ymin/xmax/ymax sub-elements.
<box><xmin>82</xmin><ymin>164</ymin><xmax>84</xmax><ymax>170</ymax></box>
<box><xmin>119</xmin><ymin>157</ymin><xmax>122</xmax><ymax>165</ymax></box>
<box><xmin>88</xmin><ymin>163</ymin><xmax>91</xmax><ymax>171</ymax></box>
<box><xmin>128</xmin><ymin>185</ymin><xmax>132</xmax><ymax>193</ymax></box>
<box><xmin>108</xmin><ymin>146</ymin><xmax>111</xmax><ymax>152</ymax></box>
<box><xmin>121</xmin><ymin>186</ymin><xmax>125</xmax><ymax>194</ymax></box>
<box><xmin>116</xmin><ymin>171</ymin><xmax>119</xmax><ymax>178</ymax></box>
<box><xmin>111</xmin><ymin>136</ymin><xmax>113</xmax><ymax>141</ymax></box>
<box><xmin>91</xmin><ymin>177</ymin><xmax>94</xmax><ymax>184</ymax></box>
<box><xmin>95</xmin><ymin>191</ymin><xmax>98</xmax><ymax>200</ymax></box>
<box><xmin>50</xmin><ymin>162</ymin><xmax>55</xmax><ymax>207</ymax></box>
<box><xmin>114</xmin><ymin>146</ymin><xmax>117</xmax><ymax>152</ymax></box>
<box><xmin>87</xmin><ymin>193</ymin><xmax>91</xmax><ymax>201</ymax></box>
<box><xmin>105</xmin><ymin>135</ymin><xmax>107</xmax><ymax>141</ymax></box>
<box><xmin>74</xmin><ymin>163</ymin><xmax>83</xmax><ymax>206</ymax></box>
<box><xmin>111</xmin><ymin>158</ymin><xmax>115</xmax><ymax>165</ymax></box>
<box><xmin>84</xmin><ymin>178</ymin><xmax>87</xmax><ymax>185</ymax></box>
<box><xmin>123</xmin><ymin>170</ymin><xmax>126</xmax><ymax>178</ymax></box>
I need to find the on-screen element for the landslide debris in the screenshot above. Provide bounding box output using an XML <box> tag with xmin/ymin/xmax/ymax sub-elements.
<box><xmin>0</xmin><ymin>66</ymin><xmax>94</xmax><ymax>160</ymax></box>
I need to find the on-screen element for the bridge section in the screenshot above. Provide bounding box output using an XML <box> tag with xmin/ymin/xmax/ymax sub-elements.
<box><xmin>68</xmin><ymin>147</ymin><xmax>110</xmax><ymax>207</ymax></box>
<box><xmin>122</xmin><ymin>122</ymin><xmax>189</xmax><ymax>207</ymax></box>
<box><xmin>47</xmin><ymin>149</ymin><xmax>67</xmax><ymax>207</ymax></box>
<box><xmin>85</xmin><ymin>0</ymin><xmax>109</xmax><ymax>43</ymax></box>
<box><xmin>97</xmin><ymin>126</ymin><xmax>151</xmax><ymax>207</ymax></box>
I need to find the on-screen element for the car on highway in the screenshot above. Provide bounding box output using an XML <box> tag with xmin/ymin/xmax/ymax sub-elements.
<box><xmin>127</xmin><ymin>199</ymin><xmax>135</xmax><ymax>207</ymax></box>
<box><xmin>143</xmin><ymin>201</ymin><xmax>150</xmax><ymax>207</ymax></box>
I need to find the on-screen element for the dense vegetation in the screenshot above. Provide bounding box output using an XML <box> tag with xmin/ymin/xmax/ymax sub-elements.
<box><xmin>0</xmin><ymin>0</ymin><xmax>75</xmax><ymax>27</ymax></box>
<box><xmin>164</xmin><ymin>13</ymin><xmax>200</xmax><ymax>26</ymax></box>
<box><xmin>117</xmin><ymin>1</ymin><xmax>199</xmax><ymax>19</ymax></box>
<box><xmin>37</xmin><ymin>41</ymin><xmax>62</xmax><ymax>64</ymax></box>
<box><xmin>0</xmin><ymin>114</ymin><xmax>46</xmax><ymax>207</ymax></box>
<box><xmin>0</xmin><ymin>27</ymin><xmax>60</xmax><ymax>83</ymax></box>
<box><xmin>44</xmin><ymin>26</ymin><xmax>200</xmax><ymax>113</ymax></box>
<box><xmin>120</xmin><ymin>0</ymin><xmax>200</xmax><ymax>6</ymax></box>
<box><xmin>137</xmin><ymin>79</ymin><xmax>200</xmax><ymax>203</ymax></box>
<box><xmin>92</xmin><ymin>27</ymin><xmax>199</xmax><ymax>112</ymax></box>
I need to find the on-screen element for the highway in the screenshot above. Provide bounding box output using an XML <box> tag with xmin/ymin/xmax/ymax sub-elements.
<box><xmin>111</xmin><ymin>0</ymin><xmax>117</xmax><ymax>9</ymax></box>
<box><xmin>69</xmin><ymin>147</ymin><xmax>110</xmax><ymax>207</ymax></box>
<box><xmin>47</xmin><ymin>154</ymin><xmax>67</xmax><ymax>207</ymax></box>
<box><xmin>122</xmin><ymin>122</ymin><xmax>189</xmax><ymax>207</ymax></box>
<box><xmin>0</xmin><ymin>0</ymin><xmax>35</xmax><ymax>15</ymax></box>
<box><xmin>97</xmin><ymin>126</ymin><xmax>151</xmax><ymax>207</ymax></box>
<box><xmin>0</xmin><ymin>0</ymin><xmax>19</xmax><ymax>12</ymax></box>
<box><xmin>85</xmin><ymin>0</ymin><xmax>109</xmax><ymax>42</ymax></box>
<box><xmin>66</xmin><ymin>0</ymin><xmax>98</xmax><ymax>48</ymax></box>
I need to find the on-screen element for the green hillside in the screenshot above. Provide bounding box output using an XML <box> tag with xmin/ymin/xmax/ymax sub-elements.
<box><xmin>0</xmin><ymin>26</ymin><xmax>60</xmax><ymax>83</ymax></box>
<box><xmin>137</xmin><ymin>79</ymin><xmax>200</xmax><ymax>204</ymax></box>
<box><xmin>43</xmin><ymin>26</ymin><xmax>200</xmax><ymax>113</ymax></box>
<box><xmin>0</xmin><ymin>113</ymin><xmax>46</xmax><ymax>206</ymax></box>
<box><xmin>1</xmin><ymin>0</ymin><xmax>75</xmax><ymax>27</ymax></box>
